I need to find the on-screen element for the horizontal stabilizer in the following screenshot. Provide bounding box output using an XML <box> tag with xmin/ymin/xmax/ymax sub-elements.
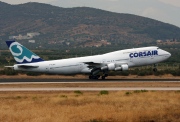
<box><xmin>5</xmin><ymin>66</ymin><xmax>14</xmax><ymax>68</ymax></box>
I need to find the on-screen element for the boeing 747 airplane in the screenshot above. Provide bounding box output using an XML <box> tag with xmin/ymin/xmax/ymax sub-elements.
<box><xmin>5</xmin><ymin>40</ymin><xmax>171</xmax><ymax>79</ymax></box>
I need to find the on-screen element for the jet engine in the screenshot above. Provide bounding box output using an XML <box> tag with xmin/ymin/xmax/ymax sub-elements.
<box><xmin>115</xmin><ymin>64</ymin><xmax>128</xmax><ymax>71</ymax></box>
<box><xmin>101</xmin><ymin>63</ymin><xmax>129</xmax><ymax>71</ymax></box>
<box><xmin>107</xmin><ymin>63</ymin><xmax>116</xmax><ymax>70</ymax></box>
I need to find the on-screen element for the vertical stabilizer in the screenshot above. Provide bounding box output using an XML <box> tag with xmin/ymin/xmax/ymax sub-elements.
<box><xmin>6</xmin><ymin>40</ymin><xmax>44</xmax><ymax>64</ymax></box>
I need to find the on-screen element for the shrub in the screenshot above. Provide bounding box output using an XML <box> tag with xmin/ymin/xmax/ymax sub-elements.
<box><xmin>141</xmin><ymin>89</ymin><xmax>148</xmax><ymax>92</ymax></box>
<box><xmin>3</xmin><ymin>69</ymin><xmax>18</xmax><ymax>75</ymax></box>
<box><xmin>137</xmin><ymin>71</ymin><xmax>146</xmax><ymax>76</ymax></box>
<box><xmin>125</xmin><ymin>91</ymin><xmax>132</xmax><ymax>95</ymax></box>
<box><xmin>130</xmin><ymin>68</ymin><xmax>139</xmax><ymax>75</ymax></box>
<box><xmin>74</xmin><ymin>90</ymin><xmax>83</xmax><ymax>95</ymax></box>
<box><xmin>134</xmin><ymin>90</ymin><xmax>141</xmax><ymax>93</ymax></box>
<box><xmin>145</xmin><ymin>70</ymin><xmax>153</xmax><ymax>75</ymax></box>
<box><xmin>26</xmin><ymin>72</ymin><xmax>42</xmax><ymax>76</ymax></box>
<box><xmin>171</xmin><ymin>70</ymin><xmax>180</xmax><ymax>76</ymax></box>
<box><xmin>32</xmin><ymin>96</ymin><xmax>37</xmax><ymax>100</ymax></box>
<box><xmin>15</xmin><ymin>96</ymin><xmax>21</xmax><ymax>99</ymax></box>
<box><xmin>89</xmin><ymin>119</ymin><xmax>104</xmax><ymax>122</ymax></box>
<box><xmin>134</xmin><ymin>90</ymin><xmax>148</xmax><ymax>93</ymax></box>
<box><xmin>175</xmin><ymin>90</ymin><xmax>180</xmax><ymax>93</ymax></box>
<box><xmin>60</xmin><ymin>95</ymin><xmax>67</xmax><ymax>98</ymax></box>
<box><xmin>154</xmin><ymin>71</ymin><xmax>164</xmax><ymax>76</ymax></box>
<box><xmin>109</xmin><ymin>71</ymin><xmax>116</xmax><ymax>76</ymax></box>
<box><xmin>120</xmin><ymin>71</ymin><xmax>129</xmax><ymax>76</ymax></box>
<box><xmin>99</xmin><ymin>90</ymin><xmax>109</xmax><ymax>95</ymax></box>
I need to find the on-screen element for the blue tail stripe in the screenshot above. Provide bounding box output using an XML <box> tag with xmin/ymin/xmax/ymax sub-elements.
<box><xmin>16</xmin><ymin>58</ymin><xmax>44</xmax><ymax>64</ymax></box>
<box><xmin>6</xmin><ymin>40</ymin><xmax>15</xmax><ymax>48</ymax></box>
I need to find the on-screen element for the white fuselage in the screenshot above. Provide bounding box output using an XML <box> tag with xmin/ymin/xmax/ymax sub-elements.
<box><xmin>13</xmin><ymin>46</ymin><xmax>171</xmax><ymax>74</ymax></box>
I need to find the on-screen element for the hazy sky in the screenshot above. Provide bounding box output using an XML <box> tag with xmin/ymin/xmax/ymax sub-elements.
<box><xmin>1</xmin><ymin>0</ymin><xmax>180</xmax><ymax>27</ymax></box>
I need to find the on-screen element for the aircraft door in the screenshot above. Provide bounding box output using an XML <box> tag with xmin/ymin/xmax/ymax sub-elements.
<box><xmin>151</xmin><ymin>50</ymin><xmax>154</xmax><ymax>60</ymax></box>
<box><xmin>79</xmin><ymin>63</ymin><xmax>83</xmax><ymax>70</ymax></box>
<box><xmin>130</xmin><ymin>56</ymin><xmax>133</xmax><ymax>62</ymax></box>
<box><xmin>102</xmin><ymin>59</ymin><xmax>106</xmax><ymax>64</ymax></box>
<box><xmin>131</xmin><ymin>50</ymin><xmax>141</xmax><ymax>65</ymax></box>
<box><xmin>45</xmin><ymin>64</ymin><xmax>50</xmax><ymax>73</ymax></box>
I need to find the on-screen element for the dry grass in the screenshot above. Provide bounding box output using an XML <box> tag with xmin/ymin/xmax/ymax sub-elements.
<box><xmin>0</xmin><ymin>91</ymin><xmax>180</xmax><ymax>122</ymax></box>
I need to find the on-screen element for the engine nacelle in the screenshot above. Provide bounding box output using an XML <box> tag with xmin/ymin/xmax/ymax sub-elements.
<box><xmin>121</xmin><ymin>64</ymin><xmax>128</xmax><ymax>71</ymax></box>
<box><xmin>107</xmin><ymin>63</ymin><xmax>115</xmax><ymax>70</ymax></box>
<box><xmin>101</xmin><ymin>66</ymin><xmax>108</xmax><ymax>70</ymax></box>
<box><xmin>115</xmin><ymin>64</ymin><xmax>129</xmax><ymax>71</ymax></box>
<box><xmin>115</xmin><ymin>67</ymin><xmax>122</xmax><ymax>71</ymax></box>
<box><xmin>101</xmin><ymin>63</ymin><xmax>129</xmax><ymax>71</ymax></box>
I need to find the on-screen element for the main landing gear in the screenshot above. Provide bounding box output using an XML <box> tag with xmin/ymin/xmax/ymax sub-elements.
<box><xmin>101</xmin><ymin>74</ymin><xmax>108</xmax><ymax>80</ymax></box>
<box><xmin>89</xmin><ymin>75</ymin><xmax>100</xmax><ymax>79</ymax></box>
<box><xmin>89</xmin><ymin>70</ymin><xmax>108</xmax><ymax>80</ymax></box>
<box><xmin>89</xmin><ymin>74</ymin><xmax>108</xmax><ymax>80</ymax></box>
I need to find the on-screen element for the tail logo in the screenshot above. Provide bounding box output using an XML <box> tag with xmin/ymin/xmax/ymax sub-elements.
<box><xmin>9</xmin><ymin>41</ymin><xmax>42</xmax><ymax>63</ymax></box>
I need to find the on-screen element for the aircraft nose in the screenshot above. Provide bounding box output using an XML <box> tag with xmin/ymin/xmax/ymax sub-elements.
<box><xmin>167</xmin><ymin>52</ymin><xmax>171</xmax><ymax>57</ymax></box>
<box><xmin>165</xmin><ymin>51</ymin><xmax>171</xmax><ymax>58</ymax></box>
<box><xmin>169</xmin><ymin>52</ymin><xmax>171</xmax><ymax>57</ymax></box>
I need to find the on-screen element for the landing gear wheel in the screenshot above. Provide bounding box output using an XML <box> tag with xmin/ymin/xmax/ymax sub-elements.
<box><xmin>152</xmin><ymin>64</ymin><xmax>158</xmax><ymax>72</ymax></box>
<box><xmin>104</xmin><ymin>74</ymin><xmax>108</xmax><ymax>77</ymax></box>
<box><xmin>89</xmin><ymin>75</ymin><xmax>100</xmax><ymax>79</ymax></box>
<box><xmin>96</xmin><ymin>75</ymin><xmax>100</xmax><ymax>79</ymax></box>
<box><xmin>89</xmin><ymin>75</ymin><xmax>93</xmax><ymax>79</ymax></box>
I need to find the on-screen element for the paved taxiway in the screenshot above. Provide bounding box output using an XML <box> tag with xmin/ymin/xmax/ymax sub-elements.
<box><xmin>0</xmin><ymin>79</ymin><xmax>180</xmax><ymax>91</ymax></box>
<box><xmin>0</xmin><ymin>87</ymin><xmax>180</xmax><ymax>91</ymax></box>
<box><xmin>0</xmin><ymin>78</ymin><xmax>180</xmax><ymax>83</ymax></box>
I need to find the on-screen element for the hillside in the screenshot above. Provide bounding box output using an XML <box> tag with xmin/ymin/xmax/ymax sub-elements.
<box><xmin>0</xmin><ymin>2</ymin><xmax>180</xmax><ymax>49</ymax></box>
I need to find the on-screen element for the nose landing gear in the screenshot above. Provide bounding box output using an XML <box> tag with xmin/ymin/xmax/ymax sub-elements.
<box><xmin>153</xmin><ymin>64</ymin><xmax>157</xmax><ymax>72</ymax></box>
